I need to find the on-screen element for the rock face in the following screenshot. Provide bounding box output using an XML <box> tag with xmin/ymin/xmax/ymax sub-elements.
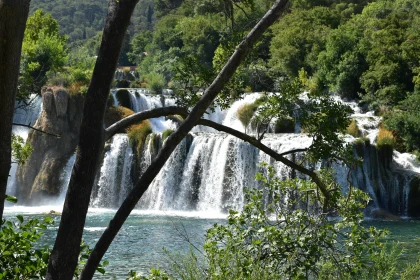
<box><xmin>16</xmin><ymin>87</ymin><xmax>84</xmax><ymax>203</ymax></box>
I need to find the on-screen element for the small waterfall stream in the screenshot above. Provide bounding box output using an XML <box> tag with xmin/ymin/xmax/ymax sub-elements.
<box><xmin>7</xmin><ymin>94</ymin><xmax>43</xmax><ymax>197</ymax></box>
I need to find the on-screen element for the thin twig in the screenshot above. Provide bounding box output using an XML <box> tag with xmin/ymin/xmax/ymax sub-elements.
<box><xmin>12</xmin><ymin>123</ymin><xmax>60</xmax><ymax>138</ymax></box>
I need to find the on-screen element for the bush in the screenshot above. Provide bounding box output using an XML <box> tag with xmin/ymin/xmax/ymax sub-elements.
<box><xmin>346</xmin><ymin>119</ymin><xmax>360</xmax><ymax>137</ymax></box>
<box><xmin>377</xmin><ymin>128</ymin><xmax>395</xmax><ymax>150</ymax></box>
<box><xmin>237</xmin><ymin>103</ymin><xmax>258</xmax><ymax>132</ymax></box>
<box><xmin>104</xmin><ymin>106</ymin><xmax>134</xmax><ymax>128</ymax></box>
<box><xmin>141</xmin><ymin>167</ymin><xmax>419</xmax><ymax>280</ymax></box>
<box><xmin>274</xmin><ymin>116</ymin><xmax>295</xmax><ymax>133</ymax></box>
<box><xmin>130</xmin><ymin>80</ymin><xmax>144</xmax><ymax>88</ymax></box>
<box><xmin>68</xmin><ymin>81</ymin><xmax>88</xmax><ymax>97</ymax></box>
<box><xmin>127</xmin><ymin>120</ymin><xmax>153</xmax><ymax>154</ymax></box>
<box><xmin>0</xmin><ymin>213</ymin><xmax>108</xmax><ymax>279</ymax></box>
<box><xmin>145</xmin><ymin>72</ymin><xmax>166</xmax><ymax>94</ymax></box>
<box><xmin>0</xmin><ymin>215</ymin><xmax>53</xmax><ymax>279</ymax></box>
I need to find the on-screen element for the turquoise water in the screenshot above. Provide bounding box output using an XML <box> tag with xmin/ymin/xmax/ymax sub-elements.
<box><xmin>4</xmin><ymin>207</ymin><xmax>420</xmax><ymax>279</ymax></box>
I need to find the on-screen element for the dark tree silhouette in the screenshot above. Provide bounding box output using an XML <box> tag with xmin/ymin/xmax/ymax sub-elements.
<box><xmin>0</xmin><ymin>0</ymin><xmax>31</xmax><ymax>221</ymax></box>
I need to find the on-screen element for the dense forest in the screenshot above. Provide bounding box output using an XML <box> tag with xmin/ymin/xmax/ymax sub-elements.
<box><xmin>27</xmin><ymin>0</ymin><xmax>420</xmax><ymax>158</ymax></box>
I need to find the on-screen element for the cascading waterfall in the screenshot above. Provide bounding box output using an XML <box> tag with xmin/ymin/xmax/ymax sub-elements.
<box><xmin>91</xmin><ymin>134</ymin><xmax>133</xmax><ymax>208</ymax></box>
<box><xmin>7</xmin><ymin>94</ymin><xmax>43</xmax><ymax>197</ymax></box>
<box><xmin>11</xmin><ymin>89</ymin><xmax>420</xmax><ymax>217</ymax></box>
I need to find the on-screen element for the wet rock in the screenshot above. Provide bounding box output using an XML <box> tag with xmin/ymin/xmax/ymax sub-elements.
<box><xmin>16</xmin><ymin>87</ymin><xmax>84</xmax><ymax>203</ymax></box>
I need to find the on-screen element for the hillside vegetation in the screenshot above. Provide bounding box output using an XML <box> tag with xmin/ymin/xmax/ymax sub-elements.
<box><xmin>26</xmin><ymin>0</ymin><xmax>420</xmax><ymax>155</ymax></box>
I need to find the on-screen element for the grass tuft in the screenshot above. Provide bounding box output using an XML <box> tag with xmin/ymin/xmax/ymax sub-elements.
<box><xmin>346</xmin><ymin>120</ymin><xmax>360</xmax><ymax>137</ymax></box>
<box><xmin>127</xmin><ymin>120</ymin><xmax>153</xmax><ymax>154</ymax></box>
<box><xmin>377</xmin><ymin>128</ymin><xmax>395</xmax><ymax>149</ymax></box>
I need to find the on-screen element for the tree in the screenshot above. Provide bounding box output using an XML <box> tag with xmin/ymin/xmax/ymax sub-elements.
<box><xmin>19</xmin><ymin>9</ymin><xmax>67</xmax><ymax>99</ymax></box>
<box><xmin>46</xmin><ymin>0</ymin><xmax>141</xmax><ymax>278</ymax></box>
<box><xmin>0</xmin><ymin>0</ymin><xmax>31</xmax><ymax>222</ymax></box>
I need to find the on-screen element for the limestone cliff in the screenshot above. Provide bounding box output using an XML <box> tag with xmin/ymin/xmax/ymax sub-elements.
<box><xmin>16</xmin><ymin>87</ymin><xmax>84</xmax><ymax>203</ymax></box>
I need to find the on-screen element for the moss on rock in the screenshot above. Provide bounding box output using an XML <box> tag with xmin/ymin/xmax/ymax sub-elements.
<box><xmin>115</xmin><ymin>88</ymin><xmax>132</xmax><ymax>109</ymax></box>
<box><xmin>104</xmin><ymin>106</ymin><xmax>134</xmax><ymax>129</ymax></box>
<box><xmin>127</xmin><ymin>120</ymin><xmax>153</xmax><ymax>154</ymax></box>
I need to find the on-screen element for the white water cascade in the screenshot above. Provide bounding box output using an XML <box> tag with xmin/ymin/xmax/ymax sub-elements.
<box><xmin>9</xmin><ymin>89</ymin><xmax>420</xmax><ymax>218</ymax></box>
<box><xmin>91</xmin><ymin>134</ymin><xmax>134</xmax><ymax>208</ymax></box>
<box><xmin>7</xmin><ymin>94</ymin><xmax>43</xmax><ymax>197</ymax></box>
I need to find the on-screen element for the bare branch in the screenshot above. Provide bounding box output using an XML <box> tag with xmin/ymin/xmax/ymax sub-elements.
<box><xmin>197</xmin><ymin>119</ymin><xmax>330</xmax><ymax>201</ymax></box>
<box><xmin>12</xmin><ymin>123</ymin><xmax>60</xmax><ymax>138</ymax></box>
<box><xmin>279</xmin><ymin>149</ymin><xmax>308</xmax><ymax>156</ymax></box>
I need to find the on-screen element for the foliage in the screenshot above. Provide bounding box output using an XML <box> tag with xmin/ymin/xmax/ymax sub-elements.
<box><xmin>269</xmin><ymin>7</ymin><xmax>340</xmax><ymax>77</ymax></box>
<box><xmin>11</xmin><ymin>134</ymin><xmax>33</xmax><ymax>165</ymax></box>
<box><xmin>376</xmin><ymin>128</ymin><xmax>395</xmax><ymax>150</ymax></box>
<box><xmin>29</xmin><ymin>0</ymin><xmax>155</xmax><ymax>43</ymax></box>
<box><xmin>141</xmin><ymin>166</ymin><xmax>420</xmax><ymax>280</ymax></box>
<box><xmin>127</xmin><ymin>120</ymin><xmax>153</xmax><ymax>154</ymax></box>
<box><xmin>346</xmin><ymin>119</ymin><xmax>360</xmax><ymax>137</ymax></box>
<box><xmin>20</xmin><ymin>9</ymin><xmax>67</xmax><ymax>98</ymax></box>
<box><xmin>104</xmin><ymin>106</ymin><xmax>135</xmax><ymax>128</ymax></box>
<box><xmin>1</xmin><ymin>198</ymin><xmax>109</xmax><ymax>279</ymax></box>
<box><xmin>237</xmin><ymin>103</ymin><xmax>258</xmax><ymax>132</ymax></box>
<box><xmin>145</xmin><ymin>72</ymin><xmax>166</xmax><ymax>94</ymax></box>
<box><xmin>0</xmin><ymin>215</ymin><xmax>53</xmax><ymax>279</ymax></box>
<box><xmin>273</xmin><ymin>116</ymin><xmax>295</xmax><ymax>133</ymax></box>
<box><xmin>384</xmin><ymin>92</ymin><xmax>420</xmax><ymax>152</ymax></box>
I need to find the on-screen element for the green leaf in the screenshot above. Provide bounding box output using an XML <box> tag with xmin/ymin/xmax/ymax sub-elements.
<box><xmin>96</xmin><ymin>267</ymin><xmax>105</xmax><ymax>274</ymax></box>
<box><xmin>5</xmin><ymin>195</ymin><xmax>18</xmax><ymax>203</ymax></box>
<box><xmin>16</xmin><ymin>215</ymin><xmax>24</xmax><ymax>223</ymax></box>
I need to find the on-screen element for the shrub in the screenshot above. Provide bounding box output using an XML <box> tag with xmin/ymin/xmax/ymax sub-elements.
<box><xmin>47</xmin><ymin>71</ymin><xmax>72</xmax><ymax>88</ymax></box>
<box><xmin>141</xmin><ymin>167</ymin><xmax>418</xmax><ymax>280</ymax></box>
<box><xmin>346</xmin><ymin>119</ymin><xmax>360</xmax><ymax>137</ymax></box>
<box><xmin>145</xmin><ymin>72</ymin><xmax>166</xmax><ymax>94</ymax></box>
<box><xmin>274</xmin><ymin>116</ymin><xmax>295</xmax><ymax>133</ymax></box>
<box><xmin>0</xmin><ymin>210</ymin><xmax>108</xmax><ymax>279</ymax></box>
<box><xmin>377</xmin><ymin>128</ymin><xmax>395</xmax><ymax>150</ymax></box>
<box><xmin>127</xmin><ymin>120</ymin><xmax>153</xmax><ymax>154</ymax></box>
<box><xmin>68</xmin><ymin>81</ymin><xmax>88</xmax><ymax>97</ymax></box>
<box><xmin>130</xmin><ymin>80</ymin><xmax>143</xmax><ymax>88</ymax></box>
<box><xmin>237</xmin><ymin>103</ymin><xmax>258</xmax><ymax>132</ymax></box>
<box><xmin>0</xmin><ymin>215</ymin><xmax>52</xmax><ymax>279</ymax></box>
<box><xmin>104</xmin><ymin>106</ymin><xmax>134</xmax><ymax>128</ymax></box>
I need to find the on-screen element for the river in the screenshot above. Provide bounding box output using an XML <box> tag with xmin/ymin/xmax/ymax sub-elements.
<box><xmin>4</xmin><ymin>207</ymin><xmax>420</xmax><ymax>279</ymax></box>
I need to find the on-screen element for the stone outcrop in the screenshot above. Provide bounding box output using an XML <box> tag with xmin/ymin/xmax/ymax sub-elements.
<box><xmin>16</xmin><ymin>87</ymin><xmax>84</xmax><ymax>203</ymax></box>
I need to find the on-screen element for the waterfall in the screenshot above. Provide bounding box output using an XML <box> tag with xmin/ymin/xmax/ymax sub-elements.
<box><xmin>91</xmin><ymin>134</ymin><xmax>133</xmax><ymax>208</ymax></box>
<box><xmin>7</xmin><ymin>94</ymin><xmax>43</xmax><ymax>198</ymax></box>
<box><xmin>10</xmin><ymin>91</ymin><xmax>420</xmax><ymax>218</ymax></box>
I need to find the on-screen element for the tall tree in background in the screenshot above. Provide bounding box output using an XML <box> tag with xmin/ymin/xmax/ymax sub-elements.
<box><xmin>19</xmin><ymin>9</ymin><xmax>67</xmax><ymax>100</ymax></box>
<box><xmin>0</xmin><ymin>0</ymin><xmax>31</xmax><ymax>222</ymax></box>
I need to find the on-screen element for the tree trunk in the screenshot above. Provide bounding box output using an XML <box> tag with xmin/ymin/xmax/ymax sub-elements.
<box><xmin>0</xmin><ymin>0</ymin><xmax>31</xmax><ymax>221</ymax></box>
<box><xmin>80</xmin><ymin>1</ymin><xmax>289</xmax><ymax>278</ymax></box>
<box><xmin>46</xmin><ymin>0</ymin><xmax>139</xmax><ymax>279</ymax></box>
